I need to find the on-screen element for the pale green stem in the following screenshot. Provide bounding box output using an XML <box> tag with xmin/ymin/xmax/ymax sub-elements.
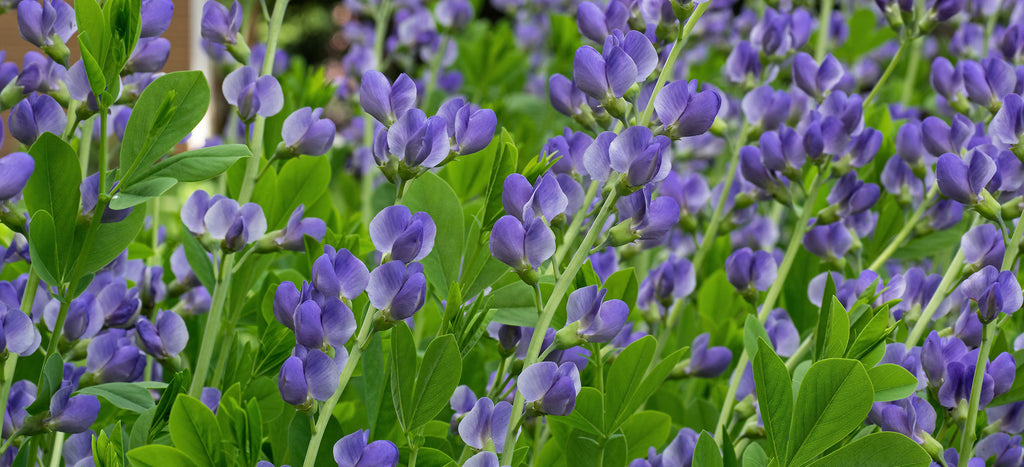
<box><xmin>636</xmin><ymin>2</ymin><xmax>711</xmax><ymax>127</ymax></box>
<box><xmin>188</xmin><ymin>254</ymin><xmax>233</xmax><ymax>397</ymax></box>
<box><xmin>715</xmin><ymin>168</ymin><xmax>828</xmax><ymax>443</ymax></box>
<box><xmin>237</xmin><ymin>0</ymin><xmax>290</xmax><ymax>204</ymax></box>
<box><xmin>984</xmin><ymin>1</ymin><xmax>1002</xmax><ymax>53</ymax></box>
<box><xmin>864</xmin><ymin>39</ymin><xmax>907</xmax><ymax>108</ymax></box>
<box><xmin>302</xmin><ymin>312</ymin><xmax>376</xmax><ymax>467</ymax></box>
<box><xmin>900</xmin><ymin>37</ymin><xmax>922</xmax><ymax>106</ymax></box>
<box><xmin>692</xmin><ymin>123</ymin><xmax>749</xmax><ymax>271</ymax></box>
<box><xmin>422</xmin><ymin>35</ymin><xmax>452</xmax><ymax>112</ymax></box>
<box><xmin>500</xmin><ymin>184</ymin><xmax>621</xmax><ymax>466</ymax></box>
<box><xmin>47</xmin><ymin>432</ymin><xmax>65</xmax><ymax>467</ymax></box>
<box><xmin>78</xmin><ymin>115</ymin><xmax>93</xmax><ymax>177</ymax></box>
<box><xmin>553</xmin><ymin>180</ymin><xmax>600</xmax><ymax>266</ymax></box>
<box><xmin>815</xmin><ymin>0</ymin><xmax>834</xmax><ymax>61</ymax></box>
<box><xmin>868</xmin><ymin>184</ymin><xmax>938</xmax><ymax>271</ymax></box>
<box><xmin>359</xmin><ymin>0</ymin><xmax>393</xmax><ymax>230</ymax></box>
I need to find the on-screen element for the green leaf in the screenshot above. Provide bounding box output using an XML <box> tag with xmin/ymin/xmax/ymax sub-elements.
<box><xmin>409</xmin><ymin>334</ymin><xmax>463</xmax><ymax>429</ymax></box>
<box><xmin>741</xmin><ymin>443</ymin><xmax>770</xmax><ymax>467</ymax></box>
<box><xmin>25</xmin><ymin>133</ymin><xmax>83</xmax><ymax>280</ymax></box>
<box><xmin>273</xmin><ymin>156</ymin><xmax>331</xmax><ymax>227</ymax></box>
<box><xmin>805</xmin><ymin>432</ymin><xmax>931</xmax><ymax>467</ymax></box>
<box><xmin>149</xmin><ymin>369</ymin><xmax>190</xmax><ymax>441</ymax></box>
<box><xmin>481</xmin><ymin>128</ymin><xmax>519</xmax><ymax>228</ymax></box>
<box><xmin>815</xmin><ymin>296</ymin><xmax>850</xmax><ymax>361</ymax></box>
<box><xmin>26</xmin><ymin>353</ymin><xmax>65</xmax><ymax>414</ymax></box>
<box><xmin>847</xmin><ymin>308</ymin><xmax>895</xmax><ymax>362</ymax></box>
<box><xmin>120</xmin><ymin>71</ymin><xmax>211</xmax><ymax>186</ymax></box>
<box><xmin>416</xmin><ymin>448</ymin><xmax>457</xmax><ymax>467</ymax></box>
<box><xmin>620</xmin><ymin>411</ymin><xmax>671</xmax><ymax>459</ymax></box>
<box><xmin>181</xmin><ymin>225</ymin><xmax>216</xmax><ymax>292</ymax></box>
<box><xmin>604</xmin><ymin>336</ymin><xmax>656</xmax><ymax>433</ymax></box>
<box><xmin>27</xmin><ymin>210</ymin><xmax>61</xmax><ymax>287</ymax></box>
<box><xmin>787</xmin><ymin>359</ymin><xmax>874</xmax><ymax>467</ymax></box>
<box><xmin>126</xmin><ymin>446</ymin><xmax>197</xmax><ymax>467</ymax></box>
<box><xmin>622</xmin><ymin>346</ymin><xmax>687</xmax><ymax>431</ymax></box>
<box><xmin>867</xmin><ymin>364</ymin><xmax>918</xmax><ymax>402</ymax></box>
<box><xmin>168</xmin><ymin>394</ymin><xmax>222</xmax><ymax>467</ymax></box>
<box><xmin>744</xmin><ymin>315</ymin><xmax>772</xmax><ymax>362</ymax></box>
<box><xmin>79</xmin><ymin>206</ymin><xmax>146</xmax><ymax>276</ymax></box>
<box><xmin>402</xmin><ymin>172</ymin><xmax>464</xmax><ymax>297</ymax></box>
<box><xmin>602</xmin><ymin>268</ymin><xmax>639</xmax><ymax>309</ymax></box>
<box><xmin>109</xmin><ymin>177</ymin><xmax>177</xmax><ymax>210</ymax></box>
<box><xmin>752</xmin><ymin>338</ymin><xmax>793</xmax><ymax>463</ymax></box>
<box><xmin>77</xmin><ymin>382</ymin><xmax>164</xmax><ymax>413</ymax></box>
<box><xmin>693</xmin><ymin>431</ymin><xmax>724</xmax><ymax>467</ymax></box>
<box><xmin>390</xmin><ymin>322</ymin><xmax>417</xmax><ymax>432</ymax></box>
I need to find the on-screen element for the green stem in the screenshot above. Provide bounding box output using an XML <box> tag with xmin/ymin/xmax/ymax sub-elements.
<box><xmin>422</xmin><ymin>35</ymin><xmax>452</xmax><ymax>112</ymax></box>
<box><xmin>900</xmin><ymin>37</ymin><xmax>922</xmax><ymax>106</ymax></box>
<box><xmin>654</xmin><ymin>299</ymin><xmax>685</xmax><ymax>360</ymax></box>
<box><xmin>636</xmin><ymin>2</ymin><xmax>711</xmax><ymax>127</ymax></box>
<box><xmin>500</xmin><ymin>184</ymin><xmax>621</xmax><ymax>466</ymax></box>
<box><xmin>863</xmin><ymin>39</ymin><xmax>907</xmax><ymax>108</ymax></box>
<box><xmin>784</xmin><ymin>336</ymin><xmax>813</xmax><ymax>372</ymax></box>
<box><xmin>237</xmin><ymin>0</ymin><xmax>290</xmax><ymax>204</ymax></box>
<box><xmin>302</xmin><ymin>310</ymin><xmax>376</xmax><ymax>467</ymax></box>
<box><xmin>957</xmin><ymin>322</ymin><xmax>995</xmax><ymax>467</ymax></box>
<box><xmin>692</xmin><ymin>123</ymin><xmax>749</xmax><ymax>271</ymax></box>
<box><xmin>553</xmin><ymin>180</ymin><xmax>600</xmax><ymax>266</ymax></box>
<box><xmin>714</xmin><ymin>168</ymin><xmax>828</xmax><ymax>443</ymax></box>
<box><xmin>983</xmin><ymin>1</ymin><xmax>1002</xmax><ymax>53</ymax></box>
<box><xmin>187</xmin><ymin>254</ymin><xmax>233</xmax><ymax>397</ymax></box>
<box><xmin>868</xmin><ymin>184</ymin><xmax>938</xmax><ymax>271</ymax></box>
<box><xmin>77</xmin><ymin>115</ymin><xmax>93</xmax><ymax>177</ymax></box>
<box><xmin>359</xmin><ymin>0</ymin><xmax>393</xmax><ymax>230</ymax></box>
<box><xmin>47</xmin><ymin>432</ymin><xmax>64</xmax><ymax>467</ymax></box>
<box><xmin>591</xmin><ymin>343</ymin><xmax>604</xmax><ymax>393</ymax></box>
<box><xmin>814</xmin><ymin>0</ymin><xmax>834</xmax><ymax>61</ymax></box>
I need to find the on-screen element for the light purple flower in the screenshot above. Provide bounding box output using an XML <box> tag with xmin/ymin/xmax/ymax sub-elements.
<box><xmin>518</xmin><ymin>361</ymin><xmax>581</xmax><ymax>416</ymax></box>
<box><xmin>654</xmin><ymin>80</ymin><xmax>722</xmax><ymax>138</ymax></box>
<box><xmin>281</xmin><ymin>107</ymin><xmax>336</xmax><ymax>157</ymax></box>
<box><xmin>223</xmin><ymin>65</ymin><xmax>284</xmax><ymax>122</ymax></box>
<box><xmin>936</xmin><ymin>151</ymin><xmax>996</xmax><ymax>205</ymax></box>
<box><xmin>0</xmin><ymin>153</ymin><xmax>34</xmax><ymax>203</ymax></box>
<box><xmin>333</xmin><ymin>430</ymin><xmax>399</xmax><ymax>467</ymax></box>
<box><xmin>135</xmin><ymin>310</ymin><xmax>188</xmax><ymax>359</ymax></box>
<box><xmin>310</xmin><ymin>246</ymin><xmax>369</xmax><ymax>300</ymax></box>
<box><xmin>278</xmin><ymin>347</ymin><xmax>340</xmax><ymax>406</ymax></box>
<box><xmin>44</xmin><ymin>386</ymin><xmax>98</xmax><ymax>434</ymax></box>
<box><xmin>724</xmin><ymin>248</ymin><xmax>777</xmax><ymax>292</ymax></box>
<box><xmin>367</xmin><ymin>261</ymin><xmax>427</xmax><ymax>322</ymax></box>
<box><xmin>17</xmin><ymin>0</ymin><xmax>75</xmax><ymax>48</ymax></box>
<box><xmin>489</xmin><ymin>215</ymin><xmax>555</xmax><ymax>274</ymax></box>
<box><xmin>369</xmin><ymin>205</ymin><xmax>436</xmax><ymax>263</ymax></box>
<box><xmin>200</xmin><ymin>0</ymin><xmax>242</xmax><ymax>45</ymax></box>
<box><xmin>573</xmin><ymin>30</ymin><xmax>657</xmax><ymax>100</ymax></box>
<box><xmin>7</xmin><ymin>92</ymin><xmax>65</xmax><ymax>145</ymax></box>
<box><xmin>459</xmin><ymin>397</ymin><xmax>512</xmax><ymax>452</ymax></box>
<box><xmin>687</xmin><ymin>333</ymin><xmax>732</xmax><ymax>378</ymax></box>
<box><xmin>437</xmin><ymin>98</ymin><xmax>496</xmax><ymax>155</ymax></box>
<box><xmin>360</xmin><ymin>70</ymin><xmax>417</xmax><ymax>127</ymax></box>
<box><xmin>564</xmin><ymin>285</ymin><xmax>629</xmax><ymax>344</ymax></box>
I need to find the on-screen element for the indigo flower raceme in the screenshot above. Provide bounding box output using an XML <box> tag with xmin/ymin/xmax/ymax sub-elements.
<box><xmin>687</xmin><ymin>333</ymin><xmax>732</xmax><ymax>378</ymax></box>
<box><xmin>962</xmin><ymin>224</ymin><xmax>1005</xmax><ymax>272</ymax></box>
<box><xmin>86</xmin><ymin>329</ymin><xmax>147</xmax><ymax>383</ymax></box>
<box><xmin>0</xmin><ymin>299</ymin><xmax>40</xmax><ymax>356</ymax></box>
<box><xmin>792</xmin><ymin>53</ymin><xmax>845</xmax><ymax>100</ymax></box>
<box><xmin>223</xmin><ymin>65</ymin><xmax>284</xmax><ymax>122</ymax></box>
<box><xmin>44</xmin><ymin>387</ymin><xmax>98</xmax><ymax>434</ymax></box>
<box><xmin>576</xmin><ymin>1</ymin><xmax>628</xmax><ymax>44</ymax></box>
<box><xmin>135</xmin><ymin>310</ymin><xmax>189</xmax><ymax>360</ymax></box>
<box><xmin>936</xmin><ymin>151</ymin><xmax>996</xmax><ymax>205</ymax></box>
<box><xmin>181</xmin><ymin>190</ymin><xmax>267</xmax><ymax>252</ymax></box>
<box><xmin>725</xmin><ymin>247</ymin><xmax>777</xmax><ymax>293</ymax></box>
<box><xmin>975</xmin><ymin>433</ymin><xmax>1024</xmax><ymax>467</ymax></box>
<box><xmin>638</xmin><ymin>256</ymin><xmax>696</xmax><ymax>309</ymax></box>
<box><xmin>959</xmin><ymin>266</ymin><xmax>1023</xmax><ymax>323</ymax></box>
<box><xmin>278</xmin><ymin>107</ymin><xmax>336</xmax><ymax>158</ymax></box>
<box><xmin>518</xmin><ymin>361</ymin><xmax>581</xmax><ymax>416</ymax></box>
<box><xmin>140</xmin><ymin>0</ymin><xmax>173</xmax><ymax>38</ymax></box>
<box><xmin>584</xmin><ymin>126</ymin><xmax>672</xmax><ymax>189</ymax></box>
<box><xmin>489</xmin><ymin>215</ymin><xmax>555</xmax><ymax>282</ymax></box>
<box><xmin>201</xmin><ymin>0</ymin><xmax>243</xmax><ymax>46</ymax></box>
<box><xmin>573</xmin><ymin>30</ymin><xmax>657</xmax><ymax>102</ymax></box>
<box><xmin>360</xmin><ymin>70</ymin><xmax>418</xmax><ymax>127</ymax></box>
<box><xmin>654</xmin><ymin>80</ymin><xmax>722</xmax><ymax>139</ymax></box>
<box><xmin>741</xmin><ymin>85</ymin><xmax>791</xmax><ymax>132</ymax></box>
<box><xmin>7</xmin><ymin>92</ymin><xmax>65</xmax><ymax>145</ymax></box>
<box><xmin>3</xmin><ymin>380</ymin><xmax>35</xmax><ymax>438</ymax></box>
<box><xmin>367</xmin><ymin>261</ymin><xmax>427</xmax><ymax>325</ymax></box>
<box><xmin>333</xmin><ymin>430</ymin><xmax>399</xmax><ymax>467</ymax></box>
<box><xmin>558</xmin><ymin>285</ymin><xmax>628</xmax><ymax>345</ymax></box>
<box><xmin>803</xmin><ymin>222</ymin><xmax>854</xmax><ymax>262</ymax></box>
<box><xmin>990</xmin><ymin>93</ymin><xmax>1024</xmax><ymax>146</ymax></box>
<box><xmin>369</xmin><ymin>205</ymin><xmax>436</xmax><ymax>263</ymax></box>
<box><xmin>867</xmin><ymin>395</ymin><xmax>936</xmax><ymax>443</ymax></box>
<box><xmin>372</xmin><ymin>109</ymin><xmax>450</xmax><ymax>180</ymax></box>
<box><xmin>17</xmin><ymin>0</ymin><xmax>75</xmax><ymax>64</ymax></box>
<box><xmin>311</xmin><ymin>246</ymin><xmax>369</xmax><ymax>300</ymax></box>
<box><xmin>258</xmin><ymin>205</ymin><xmax>327</xmax><ymax>252</ymax></box>
<box><xmin>43</xmin><ymin>293</ymin><xmax>103</xmax><ymax>343</ymax></box>
<box><xmin>278</xmin><ymin>347</ymin><xmax>340</xmax><ymax>407</ymax></box>
<box><xmin>458</xmin><ymin>397</ymin><xmax>512</xmax><ymax>453</ymax></box>
<box><xmin>0</xmin><ymin>152</ymin><xmax>34</xmax><ymax>203</ymax></box>
<box><xmin>437</xmin><ymin>97</ymin><xmax>497</xmax><ymax>156</ymax></box>
<box><xmin>503</xmin><ymin>173</ymin><xmax>569</xmax><ymax>223</ymax></box>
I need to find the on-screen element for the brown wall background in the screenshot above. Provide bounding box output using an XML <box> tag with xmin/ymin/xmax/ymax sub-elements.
<box><xmin>1</xmin><ymin>1</ymin><xmax>194</xmax><ymax>153</ymax></box>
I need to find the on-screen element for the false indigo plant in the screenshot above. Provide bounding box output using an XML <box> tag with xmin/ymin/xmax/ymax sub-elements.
<box><xmin>1</xmin><ymin>0</ymin><xmax>1024</xmax><ymax>466</ymax></box>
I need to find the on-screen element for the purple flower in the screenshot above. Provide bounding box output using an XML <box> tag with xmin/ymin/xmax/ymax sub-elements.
<box><xmin>223</xmin><ymin>66</ymin><xmax>284</xmax><ymax>122</ymax></box>
<box><xmin>741</xmin><ymin>85</ymin><xmax>791</xmax><ymax>133</ymax></box>
<box><xmin>584</xmin><ymin>127</ymin><xmax>672</xmax><ymax>188</ymax></box>
<box><xmin>975</xmin><ymin>433</ymin><xmax>1024</xmax><ymax>467</ymax></box>
<box><xmin>989</xmin><ymin>401</ymin><xmax>1024</xmax><ymax>434</ymax></box>
<box><xmin>135</xmin><ymin>310</ymin><xmax>188</xmax><ymax>360</ymax></box>
<box><xmin>181</xmin><ymin>190</ymin><xmax>267</xmax><ymax>252</ymax></box>
<box><xmin>333</xmin><ymin>430</ymin><xmax>399</xmax><ymax>467</ymax></box>
<box><xmin>45</xmin><ymin>387</ymin><xmax>98</xmax><ymax>434</ymax></box>
<box><xmin>125</xmin><ymin>37</ymin><xmax>170</xmax><ymax>74</ymax></box>
<box><xmin>576</xmin><ymin>1</ymin><xmax>628</xmax><ymax>43</ymax></box>
<box><xmin>641</xmin><ymin>428</ymin><xmax>699</xmax><ymax>467</ymax></box>
<box><xmin>1001</xmin><ymin>24</ymin><xmax>1024</xmax><ymax>63</ymax></box>
<box><xmin>200</xmin><ymin>387</ymin><xmax>221</xmax><ymax>413</ymax></box>
<box><xmin>17</xmin><ymin>0</ymin><xmax>75</xmax><ymax>49</ymax></box>
<box><xmin>140</xmin><ymin>0</ymin><xmax>173</xmax><ymax>38</ymax></box>
<box><xmin>372</xmin><ymin>109</ymin><xmax>450</xmax><ymax>174</ymax></box>
<box><xmin>803</xmin><ymin>222</ymin><xmax>854</xmax><ymax>261</ymax></box>
<box><xmin>3</xmin><ymin>380</ymin><xmax>35</xmax><ymax>438</ymax></box>
<box><xmin>0</xmin><ymin>299</ymin><xmax>40</xmax><ymax>356</ymax></box>
<box><xmin>7</xmin><ymin>92</ymin><xmax>65</xmax><ymax>145</ymax></box>
<box><xmin>614</xmin><ymin>189</ymin><xmax>680</xmax><ymax>247</ymax></box>
<box><xmin>960</xmin><ymin>266</ymin><xmax>1023</xmax><ymax>322</ymax></box>
<box><xmin>278</xmin><ymin>347</ymin><xmax>340</xmax><ymax>406</ymax></box>
<box><xmin>739</xmin><ymin>145</ymin><xmax>788</xmax><ymax>202</ymax></box>
<box><xmin>725</xmin><ymin>41</ymin><xmax>762</xmax><ymax>85</ymax></box>
<box><xmin>200</xmin><ymin>0</ymin><xmax>243</xmax><ymax>45</ymax></box>
<box><xmin>436</xmin><ymin>98</ymin><xmax>496</xmax><ymax>155</ymax></box>
<box><xmin>464</xmin><ymin>452</ymin><xmax>500</xmax><ymax>467</ymax></box>
<box><xmin>573</xmin><ymin>30</ymin><xmax>657</xmax><ymax>101</ymax></box>
<box><xmin>264</xmin><ymin>205</ymin><xmax>327</xmax><ymax>252</ymax></box>
<box><xmin>638</xmin><ymin>256</ymin><xmax>696</xmax><ymax>309</ymax></box>
<box><xmin>450</xmin><ymin>385</ymin><xmax>477</xmax><ymax>416</ymax></box>
<box><xmin>0</xmin><ymin>152</ymin><xmax>34</xmax><ymax>203</ymax></box>
<box><xmin>44</xmin><ymin>293</ymin><xmax>104</xmax><ymax>342</ymax></box>
<box><xmin>359</xmin><ymin>70</ymin><xmax>417</xmax><ymax>127</ymax></box>
<box><xmin>489</xmin><ymin>215</ymin><xmax>556</xmax><ymax>277</ymax></box>
<box><xmin>458</xmin><ymin>397</ymin><xmax>512</xmax><ymax>452</ymax></box>
<box><xmin>86</xmin><ymin>330</ymin><xmax>147</xmax><ymax>383</ymax></box>
<box><xmin>518</xmin><ymin>361</ymin><xmax>581</xmax><ymax>416</ymax></box>
<box><xmin>961</xmin><ymin>58</ymin><xmax>1016</xmax><ymax>109</ymax></box>
<box><xmin>367</xmin><ymin>261</ymin><xmax>427</xmax><ymax>322</ymax></box>
<box><xmin>962</xmin><ymin>224</ymin><xmax>1005</xmax><ymax>271</ymax></box>
<box><xmin>725</xmin><ymin>248</ymin><xmax>777</xmax><ymax>292</ymax></box>
<box><xmin>936</xmin><ymin>151</ymin><xmax>996</xmax><ymax>205</ymax></box>
<box><xmin>792</xmin><ymin>52</ymin><xmax>845</xmax><ymax>100</ymax></box>
<box><xmin>687</xmin><ymin>333</ymin><xmax>732</xmax><ymax>378</ymax></box>
<box><xmin>81</xmin><ymin>173</ymin><xmax>133</xmax><ymax>223</ymax></box>
<box><xmin>249</xmin><ymin>43</ymin><xmax>290</xmax><ymax>76</ymax></box>
<box><xmin>311</xmin><ymin>246</ymin><xmax>369</xmax><ymax>300</ymax></box>
<box><xmin>369</xmin><ymin>205</ymin><xmax>436</xmax><ymax>263</ymax></box>
<box><xmin>548</xmin><ymin>73</ymin><xmax>588</xmax><ymax>119</ymax></box>
<box><xmin>654</xmin><ymin>80</ymin><xmax>722</xmax><ymax>139</ymax></box>
<box><xmin>659</xmin><ymin>171</ymin><xmax>710</xmax><ymax>217</ymax></box>
<box><xmin>280</xmin><ymin>107</ymin><xmax>336</xmax><ymax>157</ymax></box>
<box><xmin>435</xmin><ymin>0</ymin><xmax>472</xmax><ymax>30</ymax></box>
<box><xmin>867</xmin><ymin>395</ymin><xmax>935</xmax><ymax>443</ymax></box>
<box><xmin>291</xmin><ymin>297</ymin><xmax>356</xmax><ymax>352</ymax></box>
<box><xmin>922</xmin><ymin>115</ymin><xmax>973</xmax><ymax>157</ymax></box>
<box><xmin>991</xmin><ymin>93</ymin><xmax>1024</xmax><ymax>146</ymax></box>
<box><xmin>16</xmin><ymin>51</ymin><xmax>65</xmax><ymax>95</ymax></box>
<box><xmin>822</xmin><ymin>173</ymin><xmax>880</xmax><ymax>221</ymax></box>
<box><xmin>750</xmin><ymin>7</ymin><xmax>811</xmax><ymax>57</ymax></box>
<box><xmin>502</xmin><ymin>173</ymin><xmax>569</xmax><ymax>223</ymax></box>
<box><xmin>561</xmin><ymin>285</ymin><xmax>629</xmax><ymax>344</ymax></box>
<box><xmin>543</xmin><ymin>128</ymin><xmax>592</xmax><ymax>177</ymax></box>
